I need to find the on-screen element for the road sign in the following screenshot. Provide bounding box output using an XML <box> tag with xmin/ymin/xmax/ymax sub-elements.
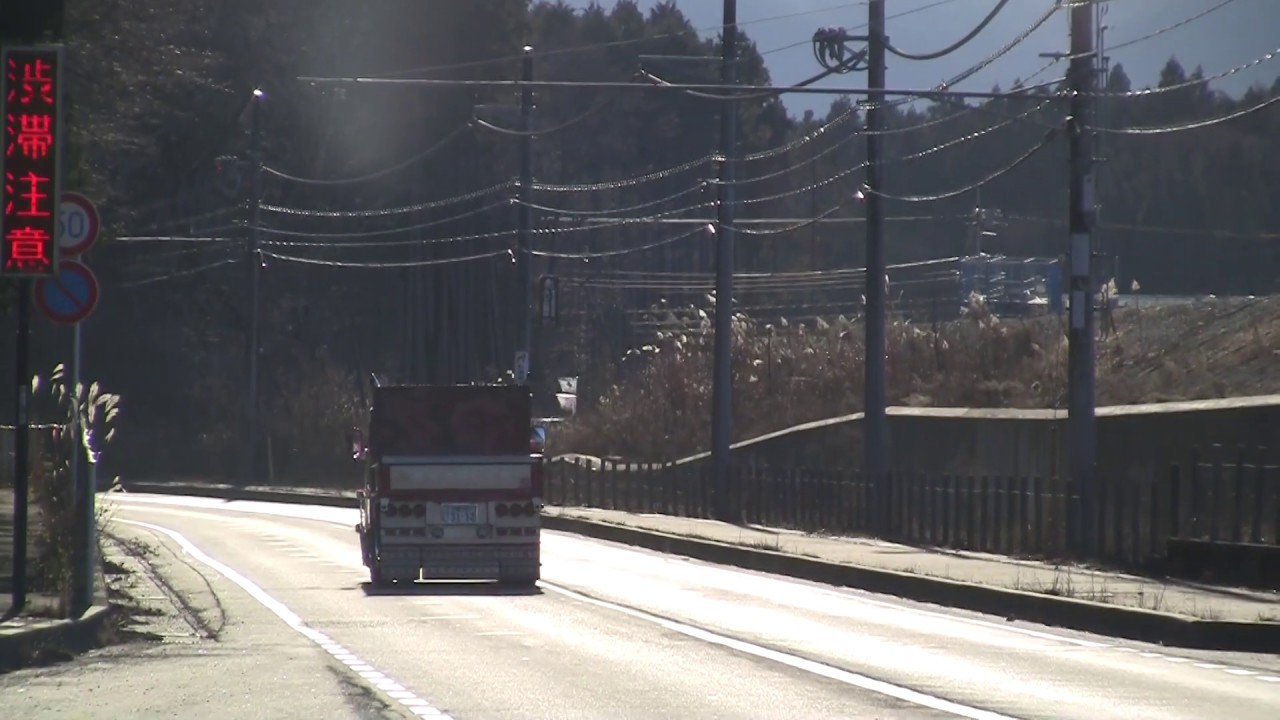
<box><xmin>58</xmin><ymin>192</ymin><xmax>100</xmax><ymax>257</ymax></box>
<box><xmin>34</xmin><ymin>259</ymin><xmax>98</xmax><ymax>324</ymax></box>
<box><xmin>1</xmin><ymin>46</ymin><xmax>65</xmax><ymax>278</ymax></box>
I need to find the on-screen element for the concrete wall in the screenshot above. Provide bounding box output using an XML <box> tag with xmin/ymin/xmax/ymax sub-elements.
<box><xmin>647</xmin><ymin>395</ymin><xmax>1280</xmax><ymax>486</ymax></box>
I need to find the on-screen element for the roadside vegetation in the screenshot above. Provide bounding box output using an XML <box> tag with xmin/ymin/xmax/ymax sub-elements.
<box><xmin>26</xmin><ymin>366</ymin><xmax>121</xmax><ymax>612</ymax></box>
<box><xmin>556</xmin><ymin>294</ymin><xmax>1280</xmax><ymax>460</ymax></box>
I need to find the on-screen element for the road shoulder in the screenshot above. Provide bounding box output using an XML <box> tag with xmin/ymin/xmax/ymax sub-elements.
<box><xmin>0</xmin><ymin>520</ymin><xmax>404</xmax><ymax>719</ymax></box>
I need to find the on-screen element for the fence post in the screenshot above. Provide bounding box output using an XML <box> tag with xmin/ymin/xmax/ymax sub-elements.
<box><xmin>1149</xmin><ymin>473</ymin><xmax>1161</xmax><ymax>560</ymax></box>
<box><xmin>1003</xmin><ymin>476</ymin><xmax>1016</xmax><ymax>555</ymax></box>
<box><xmin>1209</xmin><ymin>447</ymin><xmax>1223</xmax><ymax>542</ymax></box>
<box><xmin>1130</xmin><ymin>480</ymin><xmax>1142</xmax><ymax>566</ymax></box>
<box><xmin>961</xmin><ymin>476</ymin><xmax>974</xmax><ymax>550</ymax></box>
<box><xmin>1024</xmin><ymin>476</ymin><xmax>1034</xmax><ymax>556</ymax></box>
<box><xmin>1031</xmin><ymin>476</ymin><xmax>1044</xmax><ymax>556</ymax></box>
<box><xmin>1233</xmin><ymin>445</ymin><xmax>1247</xmax><ymax>544</ymax></box>
<box><xmin>1112</xmin><ymin>480</ymin><xmax>1124</xmax><ymax>562</ymax></box>
<box><xmin>1252</xmin><ymin>448</ymin><xmax>1267</xmax><ymax>544</ymax></box>
<box><xmin>1168</xmin><ymin>463</ymin><xmax>1181</xmax><ymax>541</ymax></box>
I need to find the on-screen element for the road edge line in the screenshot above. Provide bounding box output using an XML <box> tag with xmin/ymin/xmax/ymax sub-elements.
<box><xmin>116</xmin><ymin>482</ymin><xmax>1280</xmax><ymax>654</ymax></box>
<box><xmin>118</xmin><ymin>518</ymin><xmax>453</xmax><ymax>719</ymax></box>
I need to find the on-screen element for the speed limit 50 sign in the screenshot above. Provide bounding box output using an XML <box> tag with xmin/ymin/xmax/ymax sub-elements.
<box><xmin>58</xmin><ymin>191</ymin><xmax>100</xmax><ymax>258</ymax></box>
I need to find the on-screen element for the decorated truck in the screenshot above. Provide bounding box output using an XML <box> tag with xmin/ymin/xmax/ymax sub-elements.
<box><xmin>352</xmin><ymin>379</ymin><xmax>546</xmax><ymax>587</ymax></box>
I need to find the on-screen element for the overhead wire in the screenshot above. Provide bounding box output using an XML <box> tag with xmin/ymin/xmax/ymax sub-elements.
<box><xmin>115</xmin><ymin>252</ymin><xmax>243</xmax><ymax>288</ymax></box>
<box><xmin>1089</xmin><ymin>46</ymin><xmax>1280</xmax><ymax>98</ymax></box>
<box><xmin>260</xmin><ymin>180</ymin><xmax>514</xmax><ymax>218</ymax></box>
<box><xmin>258</xmin><ymin>200</ymin><xmax>510</xmax><ymax>239</ymax></box>
<box><xmin>358</xmin><ymin>2</ymin><xmax>877</xmax><ymax>80</ymax></box>
<box><xmin>883</xmin><ymin>0</ymin><xmax>1012</xmax><ymax>61</ymax></box>
<box><xmin>1017</xmin><ymin>0</ymin><xmax>1240</xmax><ymax>87</ymax></box>
<box><xmin>861</xmin><ymin>127</ymin><xmax>1059</xmax><ymax>203</ymax></box>
<box><xmin>261</xmin><ymin>124</ymin><xmax>472</xmax><ymax>185</ymax></box>
<box><xmin>723</xmin><ymin>94</ymin><xmax>1063</xmax><ymax>191</ymax></box>
<box><xmin>1087</xmin><ymin>93</ymin><xmax>1280</xmax><ymax>134</ymax></box>
<box><xmin>731</xmin><ymin>0</ymin><xmax>1065</xmax><ymax>166</ymax></box>
<box><xmin>112</xmin><ymin>231</ymin><xmax>242</xmax><ymax>243</ymax></box>
<box><xmin>473</xmin><ymin>99</ymin><xmax>608</xmax><ymax>138</ymax></box>
<box><xmin>260</xmin><ymin>249</ymin><xmax>513</xmax><ymax>269</ymax></box>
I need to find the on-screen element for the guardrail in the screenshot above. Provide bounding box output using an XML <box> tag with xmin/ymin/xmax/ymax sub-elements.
<box><xmin>545</xmin><ymin>447</ymin><xmax>1280</xmax><ymax>588</ymax></box>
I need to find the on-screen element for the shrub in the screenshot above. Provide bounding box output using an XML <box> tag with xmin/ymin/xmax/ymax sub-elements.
<box><xmin>27</xmin><ymin>365</ymin><xmax>121</xmax><ymax>603</ymax></box>
<box><xmin>557</xmin><ymin>293</ymin><xmax>1280</xmax><ymax>461</ymax></box>
<box><xmin>557</xmin><ymin>294</ymin><xmax>1068</xmax><ymax>460</ymax></box>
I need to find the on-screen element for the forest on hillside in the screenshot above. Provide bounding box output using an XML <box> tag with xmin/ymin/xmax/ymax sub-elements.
<box><xmin>2</xmin><ymin>1</ymin><xmax>1277</xmax><ymax>478</ymax></box>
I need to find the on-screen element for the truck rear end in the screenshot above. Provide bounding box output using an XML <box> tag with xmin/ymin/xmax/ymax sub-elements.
<box><xmin>355</xmin><ymin>384</ymin><xmax>543</xmax><ymax>587</ymax></box>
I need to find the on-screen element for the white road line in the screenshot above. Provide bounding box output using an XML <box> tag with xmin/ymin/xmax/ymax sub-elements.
<box><xmin>120</xmin><ymin>519</ymin><xmax>449</xmax><ymax>720</ymax></box>
<box><xmin>113</xmin><ymin>495</ymin><xmax>1279</xmax><ymax>690</ymax></box>
<box><xmin>541</xmin><ymin>582</ymin><xmax>1017</xmax><ymax>720</ymax></box>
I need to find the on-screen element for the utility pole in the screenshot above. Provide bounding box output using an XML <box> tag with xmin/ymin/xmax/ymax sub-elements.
<box><xmin>10</xmin><ymin>282</ymin><xmax>31</xmax><ymax>617</ymax></box>
<box><xmin>244</xmin><ymin>89</ymin><xmax>264</xmax><ymax>486</ymax></box>
<box><xmin>1066</xmin><ymin>1</ymin><xmax>1097</xmax><ymax>555</ymax></box>
<box><xmin>710</xmin><ymin>0</ymin><xmax>738</xmax><ymax>522</ymax></box>
<box><xmin>515</xmin><ymin>47</ymin><xmax>535</xmax><ymax>387</ymax></box>
<box><xmin>864</xmin><ymin>0</ymin><xmax>890</xmax><ymax>515</ymax></box>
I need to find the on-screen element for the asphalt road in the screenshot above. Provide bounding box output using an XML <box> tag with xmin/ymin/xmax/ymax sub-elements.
<box><xmin>8</xmin><ymin>493</ymin><xmax>1278</xmax><ymax>720</ymax></box>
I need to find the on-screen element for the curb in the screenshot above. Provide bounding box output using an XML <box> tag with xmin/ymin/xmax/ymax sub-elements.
<box><xmin>117</xmin><ymin>483</ymin><xmax>1280</xmax><ymax>654</ymax></box>
<box><xmin>0</xmin><ymin>604</ymin><xmax>120</xmax><ymax>673</ymax></box>
<box><xmin>118</xmin><ymin>483</ymin><xmax>357</xmax><ymax>509</ymax></box>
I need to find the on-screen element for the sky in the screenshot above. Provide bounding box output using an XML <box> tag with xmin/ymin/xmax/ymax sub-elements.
<box><xmin>563</xmin><ymin>0</ymin><xmax>1279</xmax><ymax>118</ymax></box>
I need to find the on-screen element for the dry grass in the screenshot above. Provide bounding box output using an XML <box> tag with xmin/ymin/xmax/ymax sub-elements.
<box><xmin>26</xmin><ymin>365</ymin><xmax>122</xmax><ymax>602</ymax></box>
<box><xmin>557</xmin><ymin>294</ymin><xmax>1280</xmax><ymax>460</ymax></box>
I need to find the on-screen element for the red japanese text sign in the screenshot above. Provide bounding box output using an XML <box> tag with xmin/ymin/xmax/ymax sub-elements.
<box><xmin>2</xmin><ymin>46</ymin><xmax>63</xmax><ymax>277</ymax></box>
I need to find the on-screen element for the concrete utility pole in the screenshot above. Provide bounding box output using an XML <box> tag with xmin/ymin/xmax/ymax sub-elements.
<box><xmin>244</xmin><ymin>89</ymin><xmax>264</xmax><ymax>486</ymax></box>
<box><xmin>710</xmin><ymin>0</ymin><xmax>739</xmax><ymax>522</ymax></box>
<box><xmin>1066</xmin><ymin>1</ymin><xmax>1098</xmax><ymax>555</ymax></box>
<box><xmin>864</xmin><ymin>0</ymin><xmax>890</xmax><ymax>512</ymax></box>
<box><xmin>516</xmin><ymin>47</ymin><xmax>535</xmax><ymax>386</ymax></box>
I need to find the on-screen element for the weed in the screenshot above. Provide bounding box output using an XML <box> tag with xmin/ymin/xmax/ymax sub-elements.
<box><xmin>555</xmin><ymin>296</ymin><xmax>1277</xmax><ymax>460</ymax></box>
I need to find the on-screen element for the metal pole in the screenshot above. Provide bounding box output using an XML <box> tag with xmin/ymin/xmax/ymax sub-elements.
<box><xmin>69</xmin><ymin>322</ymin><xmax>79</xmax><ymax>493</ymax></box>
<box><xmin>69</xmin><ymin>317</ymin><xmax>94</xmax><ymax>617</ymax></box>
<box><xmin>711</xmin><ymin>0</ymin><xmax>738</xmax><ymax>522</ymax></box>
<box><xmin>244</xmin><ymin>93</ymin><xmax>263</xmax><ymax>486</ymax></box>
<box><xmin>516</xmin><ymin>47</ymin><xmax>534</xmax><ymax>386</ymax></box>
<box><xmin>864</xmin><ymin>0</ymin><xmax>890</xmax><ymax>511</ymax></box>
<box><xmin>1067</xmin><ymin>1</ymin><xmax>1097</xmax><ymax>556</ymax></box>
<box><xmin>10</xmin><ymin>280</ymin><xmax>31</xmax><ymax>616</ymax></box>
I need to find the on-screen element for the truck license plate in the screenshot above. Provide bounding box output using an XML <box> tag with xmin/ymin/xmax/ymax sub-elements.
<box><xmin>442</xmin><ymin>503</ymin><xmax>478</xmax><ymax>525</ymax></box>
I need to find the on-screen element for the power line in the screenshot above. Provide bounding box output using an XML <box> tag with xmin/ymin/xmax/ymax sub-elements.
<box><xmin>883</xmin><ymin>0</ymin><xmax>1013</xmax><ymax>61</ymax></box>
<box><xmin>262</xmin><ymin>124</ymin><xmax>472</xmax><ymax>185</ymax></box>
<box><xmin>1088</xmin><ymin>93</ymin><xmax>1280</xmax><ymax>134</ymax></box>
<box><xmin>356</xmin><ymin>2</ymin><xmax>878</xmax><ymax>80</ymax></box>
<box><xmin>297</xmin><ymin>74</ymin><xmax>1065</xmax><ymax>104</ymax></box>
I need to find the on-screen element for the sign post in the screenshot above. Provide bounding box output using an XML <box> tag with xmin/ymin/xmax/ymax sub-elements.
<box><xmin>50</xmin><ymin>192</ymin><xmax>100</xmax><ymax>618</ymax></box>
<box><xmin>2</xmin><ymin>44</ymin><xmax>65</xmax><ymax>618</ymax></box>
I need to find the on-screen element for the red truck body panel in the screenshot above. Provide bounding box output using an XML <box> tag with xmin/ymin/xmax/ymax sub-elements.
<box><xmin>369</xmin><ymin>384</ymin><xmax>531</xmax><ymax>459</ymax></box>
